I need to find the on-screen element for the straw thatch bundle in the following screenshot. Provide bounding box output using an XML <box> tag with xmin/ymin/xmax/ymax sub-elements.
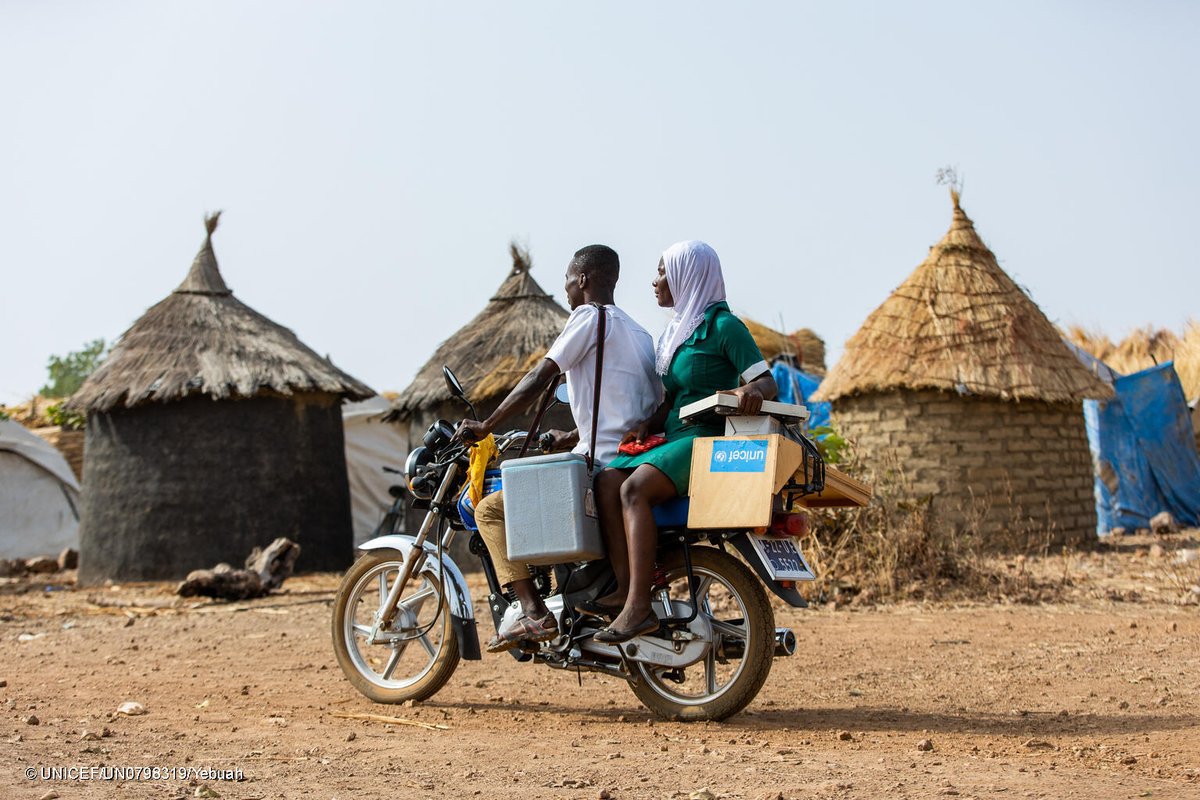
<box><xmin>1065</xmin><ymin>322</ymin><xmax>1199</xmax><ymax>402</ymax></box>
<box><xmin>390</xmin><ymin>243</ymin><xmax>569</xmax><ymax>420</ymax></box>
<box><xmin>741</xmin><ymin>317</ymin><xmax>827</xmax><ymax>375</ymax></box>
<box><xmin>1063</xmin><ymin>325</ymin><xmax>1178</xmax><ymax>377</ymax></box>
<box><xmin>68</xmin><ymin>213</ymin><xmax>371</xmax><ymax>413</ymax></box>
<box><xmin>1177</xmin><ymin>320</ymin><xmax>1200</xmax><ymax>403</ymax></box>
<box><xmin>815</xmin><ymin>191</ymin><xmax>1112</xmax><ymax>403</ymax></box>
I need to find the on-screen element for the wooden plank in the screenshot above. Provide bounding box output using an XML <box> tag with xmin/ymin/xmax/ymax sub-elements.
<box><xmin>788</xmin><ymin>464</ymin><xmax>872</xmax><ymax>509</ymax></box>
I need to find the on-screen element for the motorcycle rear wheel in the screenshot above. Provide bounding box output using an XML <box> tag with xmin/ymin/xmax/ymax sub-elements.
<box><xmin>332</xmin><ymin>549</ymin><xmax>460</xmax><ymax>704</ymax></box>
<box><xmin>630</xmin><ymin>545</ymin><xmax>775</xmax><ymax>722</ymax></box>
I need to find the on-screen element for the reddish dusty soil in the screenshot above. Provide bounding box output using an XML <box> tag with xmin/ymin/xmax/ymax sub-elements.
<box><xmin>2</xmin><ymin>537</ymin><xmax>1198</xmax><ymax>800</ymax></box>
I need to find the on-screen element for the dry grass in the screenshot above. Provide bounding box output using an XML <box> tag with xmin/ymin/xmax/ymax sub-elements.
<box><xmin>0</xmin><ymin>396</ymin><xmax>61</xmax><ymax>428</ymax></box>
<box><xmin>797</xmin><ymin>445</ymin><xmax>1070</xmax><ymax>605</ymax></box>
<box><xmin>1064</xmin><ymin>324</ymin><xmax>1177</xmax><ymax>375</ymax></box>
<box><xmin>815</xmin><ymin>190</ymin><xmax>1111</xmax><ymax>404</ymax></box>
<box><xmin>1065</xmin><ymin>319</ymin><xmax>1200</xmax><ymax>403</ymax></box>
<box><xmin>1174</xmin><ymin>320</ymin><xmax>1200</xmax><ymax>402</ymax></box>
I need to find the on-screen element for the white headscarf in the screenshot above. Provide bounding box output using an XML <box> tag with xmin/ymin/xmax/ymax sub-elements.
<box><xmin>654</xmin><ymin>240</ymin><xmax>727</xmax><ymax>375</ymax></box>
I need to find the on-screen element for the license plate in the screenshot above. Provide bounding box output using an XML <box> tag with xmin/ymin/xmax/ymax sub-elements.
<box><xmin>747</xmin><ymin>534</ymin><xmax>816</xmax><ymax>581</ymax></box>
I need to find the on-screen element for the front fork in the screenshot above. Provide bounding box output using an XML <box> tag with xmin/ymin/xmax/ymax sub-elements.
<box><xmin>371</xmin><ymin>463</ymin><xmax>459</xmax><ymax>638</ymax></box>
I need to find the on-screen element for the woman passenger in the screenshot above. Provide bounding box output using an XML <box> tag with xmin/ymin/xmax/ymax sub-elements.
<box><xmin>585</xmin><ymin>240</ymin><xmax>776</xmax><ymax>642</ymax></box>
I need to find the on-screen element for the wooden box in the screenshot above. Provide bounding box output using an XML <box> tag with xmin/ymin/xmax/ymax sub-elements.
<box><xmin>686</xmin><ymin>434</ymin><xmax>806</xmax><ymax>529</ymax></box>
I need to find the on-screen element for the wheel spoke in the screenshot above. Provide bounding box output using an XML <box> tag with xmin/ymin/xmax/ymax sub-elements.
<box><xmin>381</xmin><ymin>647</ymin><xmax>404</xmax><ymax>680</ymax></box>
<box><xmin>416</xmin><ymin>633</ymin><xmax>438</xmax><ymax>657</ymax></box>
<box><xmin>692</xmin><ymin>575</ymin><xmax>713</xmax><ymax>603</ymax></box>
<box><xmin>711</xmin><ymin>619</ymin><xmax>746</xmax><ymax>640</ymax></box>
<box><xmin>398</xmin><ymin>584</ymin><xmax>436</xmax><ymax>614</ymax></box>
<box><xmin>377</xmin><ymin>572</ymin><xmax>391</xmax><ymax>605</ymax></box>
<box><xmin>704</xmin><ymin>646</ymin><xmax>719</xmax><ymax>694</ymax></box>
<box><xmin>352</xmin><ymin>623</ymin><xmax>374</xmax><ymax>640</ymax></box>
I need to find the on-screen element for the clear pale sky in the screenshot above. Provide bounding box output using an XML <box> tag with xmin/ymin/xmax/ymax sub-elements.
<box><xmin>2</xmin><ymin>2</ymin><xmax>1197</xmax><ymax>404</ymax></box>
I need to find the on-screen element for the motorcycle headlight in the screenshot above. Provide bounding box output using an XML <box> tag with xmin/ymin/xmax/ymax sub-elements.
<box><xmin>404</xmin><ymin>446</ymin><xmax>435</xmax><ymax>499</ymax></box>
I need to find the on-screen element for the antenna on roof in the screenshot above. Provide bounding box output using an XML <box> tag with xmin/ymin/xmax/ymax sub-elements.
<box><xmin>935</xmin><ymin>166</ymin><xmax>964</xmax><ymax>207</ymax></box>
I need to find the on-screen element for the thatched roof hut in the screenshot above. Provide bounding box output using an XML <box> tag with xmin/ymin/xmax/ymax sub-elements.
<box><xmin>69</xmin><ymin>214</ymin><xmax>371</xmax><ymax>412</ymax></box>
<box><xmin>69</xmin><ymin>214</ymin><xmax>373</xmax><ymax>582</ymax></box>
<box><xmin>741</xmin><ymin>317</ymin><xmax>826</xmax><ymax>375</ymax></box>
<box><xmin>816</xmin><ymin>192</ymin><xmax>1111</xmax><ymax>404</ymax></box>
<box><xmin>390</xmin><ymin>244</ymin><xmax>570</xmax><ymax>421</ymax></box>
<box><xmin>816</xmin><ymin>191</ymin><xmax>1111</xmax><ymax>546</ymax></box>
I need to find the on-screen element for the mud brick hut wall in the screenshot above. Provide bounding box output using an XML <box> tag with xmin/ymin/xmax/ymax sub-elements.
<box><xmin>80</xmin><ymin>392</ymin><xmax>354</xmax><ymax>582</ymax></box>
<box><xmin>833</xmin><ymin>391</ymin><xmax>1096</xmax><ymax>544</ymax></box>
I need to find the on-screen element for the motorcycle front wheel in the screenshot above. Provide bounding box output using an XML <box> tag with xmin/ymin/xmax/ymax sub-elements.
<box><xmin>331</xmin><ymin>549</ymin><xmax>460</xmax><ymax>703</ymax></box>
<box><xmin>630</xmin><ymin>545</ymin><xmax>775</xmax><ymax>722</ymax></box>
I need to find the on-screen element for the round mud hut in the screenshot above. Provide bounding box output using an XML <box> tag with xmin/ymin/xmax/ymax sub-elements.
<box><xmin>813</xmin><ymin>191</ymin><xmax>1112</xmax><ymax>546</ymax></box>
<box><xmin>67</xmin><ymin>214</ymin><xmax>373</xmax><ymax>583</ymax></box>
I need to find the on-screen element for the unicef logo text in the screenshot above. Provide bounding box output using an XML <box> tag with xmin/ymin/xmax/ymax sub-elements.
<box><xmin>727</xmin><ymin>448</ymin><xmax>766</xmax><ymax>462</ymax></box>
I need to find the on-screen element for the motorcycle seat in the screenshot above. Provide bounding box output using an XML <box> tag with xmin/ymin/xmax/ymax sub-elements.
<box><xmin>652</xmin><ymin>496</ymin><xmax>690</xmax><ymax>528</ymax></box>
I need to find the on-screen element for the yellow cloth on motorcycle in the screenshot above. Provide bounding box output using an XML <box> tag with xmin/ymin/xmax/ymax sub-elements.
<box><xmin>467</xmin><ymin>434</ymin><xmax>498</xmax><ymax>505</ymax></box>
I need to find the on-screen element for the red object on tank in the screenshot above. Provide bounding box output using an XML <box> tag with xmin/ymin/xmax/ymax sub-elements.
<box><xmin>618</xmin><ymin>434</ymin><xmax>667</xmax><ymax>456</ymax></box>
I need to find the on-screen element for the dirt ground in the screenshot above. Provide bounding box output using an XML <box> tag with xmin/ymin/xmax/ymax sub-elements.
<box><xmin>2</xmin><ymin>535</ymin><xmax>1198</xmax><ymax>800</ymax></box>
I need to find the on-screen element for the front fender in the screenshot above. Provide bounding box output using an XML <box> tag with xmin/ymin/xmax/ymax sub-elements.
<box><xmin>358</xmin><ymin>535</ymin><xmax>481</xmax><ymax>660</ymax></box>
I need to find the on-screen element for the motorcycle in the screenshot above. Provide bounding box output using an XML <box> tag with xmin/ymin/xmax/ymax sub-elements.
<box><xmin>332</xmin><ymin>366</ymin><xmax>826</xmax><ymax>721</ymax></box>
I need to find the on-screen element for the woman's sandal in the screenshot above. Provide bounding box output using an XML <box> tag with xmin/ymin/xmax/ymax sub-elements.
<box><xmin>485</xmin><ymin>611</ymin><xmax>559</xmax><ymax>654</ymax></box>
<box><xmin>593</xmin><ymin>611</ymin><xmax>660</xmax><ymax>644</ymax></box>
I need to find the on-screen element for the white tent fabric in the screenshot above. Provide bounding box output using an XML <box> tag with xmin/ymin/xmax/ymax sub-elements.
<box><xmin>0</xmin><ymin>418</ymin><xmax>81</xmax><ymax>558</ymax></box>
<box><xmin>343</xmin><ymin>397</ymin><xmax>409</xmax><ymax>546</ymax></box>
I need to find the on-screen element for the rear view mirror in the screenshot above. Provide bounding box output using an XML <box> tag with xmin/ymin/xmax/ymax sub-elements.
<box><xmin>443</xmin><ymin>366</ymin><xmax>466</xmax><ymax>400</ymax></box>
<box><xmin>442</xmin><ymin>366</ymin><xmax>477</xmax><ymax>420</ymax></box>
<box><xmin>554</xmin><ymin>383</ymin><xmax>570</xmax><ymax>405</ymax></box>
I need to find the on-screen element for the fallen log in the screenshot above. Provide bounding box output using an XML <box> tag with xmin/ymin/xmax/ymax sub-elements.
<box><xmin>176</xmin><ymin>538</ymin><xmax>300</xmax><ymax>601</ymax></box>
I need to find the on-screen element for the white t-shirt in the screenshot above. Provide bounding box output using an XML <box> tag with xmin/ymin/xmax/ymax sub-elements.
<box><xmin>544</xmin><ymin>304</ymin><xmax>663</xmax><ymax>464</ymax></box>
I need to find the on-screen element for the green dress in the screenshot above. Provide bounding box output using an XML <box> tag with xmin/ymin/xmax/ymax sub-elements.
<box><xmin>608</xmin><ymin>301</ymin><xmax>767</xmax><ymax>494</ymax></box>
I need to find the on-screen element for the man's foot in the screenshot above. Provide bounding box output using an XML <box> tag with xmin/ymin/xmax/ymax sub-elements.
<box><xmin>485</xmin><ymin>611</ymin><xmax>559</xmax><ymax>653</ymax></box>
<box><xmin>593</xmin><ymin>610</ymin><xmax>659</xmax><ymax>644</ymax></box>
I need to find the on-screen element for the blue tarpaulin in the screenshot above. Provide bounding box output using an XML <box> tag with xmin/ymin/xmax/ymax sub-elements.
<box><xmin>1085</xmin><ymin>362</ymin><xmax>1200</xmax><ymax>533</ymax></box>
<box><xmin>771</xmin><ymin>361</ymin><xmax>830</xmax><ymax>433</ymax></box>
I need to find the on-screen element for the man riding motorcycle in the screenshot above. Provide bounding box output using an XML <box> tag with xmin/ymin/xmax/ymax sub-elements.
<box><xmin>456</xmin><ymin>243</ymin><xmax>661</xmax><ymax>652</ymax></box>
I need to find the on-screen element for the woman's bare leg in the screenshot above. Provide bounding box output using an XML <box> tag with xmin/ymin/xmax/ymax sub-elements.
<box><xmin>595</xmin><ymin>468</ymin><xmax>631</xmax><ymax>605</ymax></box>
<box><xmin>608</xmin><ymin>465</ymin><xmax>677</xmax><ymax>632</ymax></box>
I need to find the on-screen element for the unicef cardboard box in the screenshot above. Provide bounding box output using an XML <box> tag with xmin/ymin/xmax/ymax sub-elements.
<box><xmin>686</xmin><ymin>434</ymin><xmax>806</xmax><ymax>529</ymax></box>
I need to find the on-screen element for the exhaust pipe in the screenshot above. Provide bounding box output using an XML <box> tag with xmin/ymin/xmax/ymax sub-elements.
<box><xmin>715</xmin><ymin>627</ymin><xmax>797</xmax><ymax>659</ymax></box>
<box><xmin>774</xmin><ymin>627</ymin><xmax>796</xmax><ymax>657</ymax></box>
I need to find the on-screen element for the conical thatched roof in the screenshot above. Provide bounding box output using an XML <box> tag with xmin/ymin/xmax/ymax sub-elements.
<box><xmin>390</xmin><ymin>244</ymin><xmax>570</xmax><ymax>420</ymax></box>
<box><xmin>68</xmin><ymin>213</ymin><xmax>373</xmax><ymax>413</ymax></box>
<box><xmin>815</xmin><ymin>191</ymin><xmax>1112</xmax><ymax>403</ymax></box>
<box><xmin>741</xmin><ymin>316</ymin><xmax>826</xmax><ymax>375</ymax></box>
